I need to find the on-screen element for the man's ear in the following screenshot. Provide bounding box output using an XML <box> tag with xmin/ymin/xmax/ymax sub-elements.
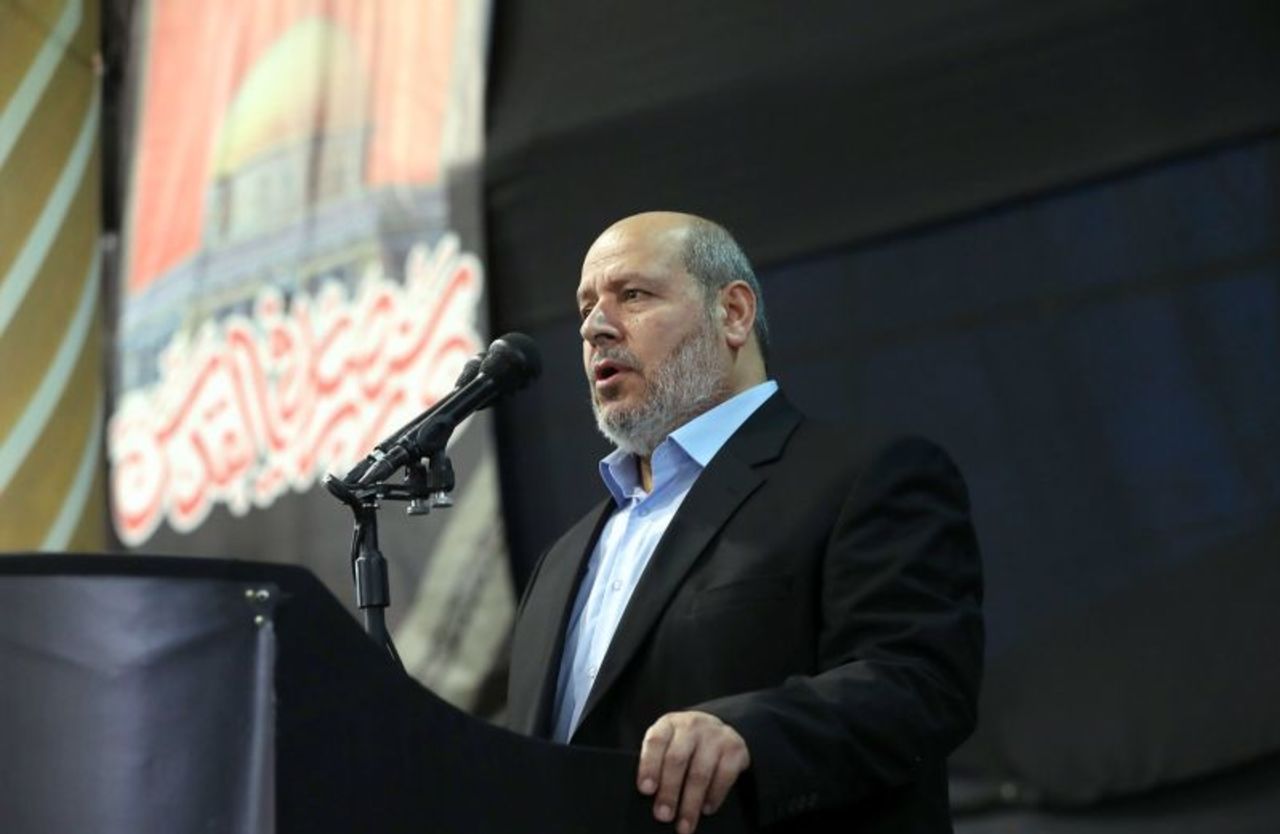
<box><xmin>719</xmin><ymin>281</ymin><xmax>757</xmax><ymax>349</ymax></box>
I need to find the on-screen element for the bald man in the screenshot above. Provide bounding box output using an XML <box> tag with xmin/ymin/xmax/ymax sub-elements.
<box><xmin>507</xmin><ymin>213</ymin><xmax>983</xmax><ymax>833</ymax></box>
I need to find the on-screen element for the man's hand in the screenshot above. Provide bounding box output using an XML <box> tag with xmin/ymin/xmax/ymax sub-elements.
<box><xmin>637</xmin><ymin>711</ymin><xmax>750</xmax><ymax>834</ymax></box>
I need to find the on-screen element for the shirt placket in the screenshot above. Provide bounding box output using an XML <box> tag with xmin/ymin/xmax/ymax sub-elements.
<box><xmin>587</xmin><ymin>493</ymin><xmax>642</xmax><ymax>682</ymax></box>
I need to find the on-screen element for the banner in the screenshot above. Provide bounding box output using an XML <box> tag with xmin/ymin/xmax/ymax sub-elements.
<box><xmin>111</xmin><ymin>0</ymin><xmax>509</xmax><ymax>712</ymax></box>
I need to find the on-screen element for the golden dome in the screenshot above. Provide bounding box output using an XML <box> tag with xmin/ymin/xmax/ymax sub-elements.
<box><xmin>211</xmin><ymin>17</ymin><xmax>369</xmax><ymax>177</ymax></box>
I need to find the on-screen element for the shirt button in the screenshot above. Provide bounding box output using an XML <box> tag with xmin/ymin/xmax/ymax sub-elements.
<box><xmin>611</xmin><ymin>580</ymin><xmax>622</xmax><ymax>592</ymax></box>
<box><xmin>588</xmin><ymin>665</ymin><xmax>598</xmax><ymax>678</ymax></box>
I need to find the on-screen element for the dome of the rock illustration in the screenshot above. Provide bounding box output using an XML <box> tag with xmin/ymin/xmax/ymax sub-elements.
<box><xmin>205</xmin><ymin>18</ymin><xmax>371</xmax><ymax>245</ymax></box>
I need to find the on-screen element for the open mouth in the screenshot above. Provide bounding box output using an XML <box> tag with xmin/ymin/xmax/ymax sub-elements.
<box><xmin>593</xmin><ymin>359</ymin><xmax>631</xmax><ymax>383</ymax></box>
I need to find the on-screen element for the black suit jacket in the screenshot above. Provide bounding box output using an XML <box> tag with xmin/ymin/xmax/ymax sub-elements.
<box><xmin>508</xmin><ymin>393</ymin><xmax>983</xmax><ymax>832</ymax></box>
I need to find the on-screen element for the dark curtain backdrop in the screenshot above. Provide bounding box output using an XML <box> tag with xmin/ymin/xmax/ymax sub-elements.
<box><xmin>482</xmin><ymin>0</ymin><xmax>1280</xmax><ymax>826</ymax></box>
<box><xmin>486</xmin><ymin>0</ymin><xmax>1280</xmax><ymax>339</ymax></box>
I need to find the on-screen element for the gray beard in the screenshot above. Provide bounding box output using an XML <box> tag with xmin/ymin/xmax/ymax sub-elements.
<box><xmin>591</xmin><ymin>321</ymin><xmax>731</xmax><ymax>457</ymax></box>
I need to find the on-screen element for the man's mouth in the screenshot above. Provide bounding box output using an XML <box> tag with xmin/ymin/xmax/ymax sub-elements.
<box><xmin>592</xmin><ymin>359</ymin><xmax>633</xmax><ymax>384</ymax></box>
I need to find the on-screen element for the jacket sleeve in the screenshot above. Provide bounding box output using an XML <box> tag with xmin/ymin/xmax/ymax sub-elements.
<box><xmin>695</xmin><ymin>437</ymin><xmax>984</xmax><ymax>825</ymax></box>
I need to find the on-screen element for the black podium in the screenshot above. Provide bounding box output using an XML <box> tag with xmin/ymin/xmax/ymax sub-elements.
<box><xmin>0</xmin><ymin>555</ymin><xmax>755</xmax><ymax>834</ymax></box>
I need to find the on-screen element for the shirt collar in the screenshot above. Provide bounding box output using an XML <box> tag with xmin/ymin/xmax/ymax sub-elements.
<box><xmin>598</xmin><ymin>380</ymin><xmax>779</xmax><ymax>504</ymax></box>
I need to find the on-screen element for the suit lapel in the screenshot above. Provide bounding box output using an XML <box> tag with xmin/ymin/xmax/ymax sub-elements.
<box><xmin>575</xmin><ymin>393</ymin><xmax>803</xmax><ymax>732</ymax></box>
<box><xmin>510</xmin><ymin>498</ymin><xmax>613</xmax><ymax>738</ymax></box>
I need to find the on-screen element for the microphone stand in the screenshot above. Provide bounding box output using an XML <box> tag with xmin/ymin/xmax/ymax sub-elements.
<box><xmin>320</xmin><ymin>333</ymin><xmax>538</xmax><ymax>669</ymax></box>
<box><xmin>322</xmin><ymin>446</ymin><xmax>456</xmax><ymax>670</ymax></box>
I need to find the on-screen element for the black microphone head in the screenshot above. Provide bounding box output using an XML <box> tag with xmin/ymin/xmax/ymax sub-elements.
<box><xmin>480</xmin><ymin>332</ymin><xmax>542</xmax><ymax>392</ymax></box>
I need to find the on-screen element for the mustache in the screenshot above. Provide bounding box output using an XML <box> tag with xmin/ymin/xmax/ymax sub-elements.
<box><xmin>591</xmin><ymin>346</ymin><xmax>643</xmax><ymax>372</ymax></box>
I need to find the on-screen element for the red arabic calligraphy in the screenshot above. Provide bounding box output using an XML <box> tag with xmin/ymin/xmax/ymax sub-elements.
<box><xmin>109</xmin><ymin>235</ymin><xmax>485</xmax><ymax>545</ymax></box>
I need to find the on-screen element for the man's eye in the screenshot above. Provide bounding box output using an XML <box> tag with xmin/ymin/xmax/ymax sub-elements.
<box><xmin>621</xmin><ymin>288</ymin><xmax>644</xmax><ymax>301</ymax></box>
<box><xmin>579</xmin><ymin>304</ymin><xmax>593</xmax><ymax>320</ymax></box>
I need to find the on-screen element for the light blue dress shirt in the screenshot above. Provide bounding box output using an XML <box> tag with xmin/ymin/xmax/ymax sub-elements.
<box><xmin>550</xmin><ymin>380</ymin><xmax>780</xmax><ymax>742</ymax></box>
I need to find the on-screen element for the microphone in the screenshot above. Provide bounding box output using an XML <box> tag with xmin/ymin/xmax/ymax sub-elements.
<box><xmin>356</xmin><ymin>333</ymin><xmax>540</xmax><ymax>485</ymax></box>
<box><xmin>342</xmin><ymin>350</ymin><xmax>485</xmax><ymax>484</ymax></box>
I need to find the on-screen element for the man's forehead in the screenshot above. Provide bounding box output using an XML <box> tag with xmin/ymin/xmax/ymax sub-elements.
<box><xmin>576</xmin><ymin>269</ymin><xmax>661</xmax><ymax>300</ymax></box>
<box><xmin>576</xmin><ymin>260</ymin><xmax>697</xmax><ymax>302</ymax></box>
<box><xmin>578</xmin><ymin>224</ymin><xmax>687</xmax><ymax>293</ymax></box>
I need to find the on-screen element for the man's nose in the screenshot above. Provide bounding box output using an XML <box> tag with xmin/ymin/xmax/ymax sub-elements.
<box><xmin>580</xmin><ymin>304</ymin><xmax>620</xmax><ymax>344</ymax></box>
